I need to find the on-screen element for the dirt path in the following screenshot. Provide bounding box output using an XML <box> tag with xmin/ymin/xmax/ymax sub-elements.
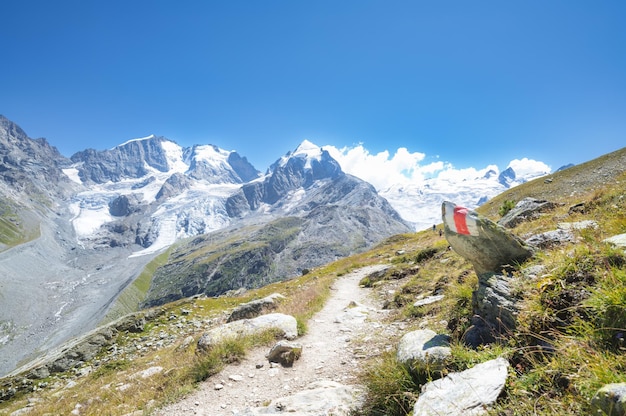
<box><xmin>155</xmin><ymin>264</ymin><xmax>394</xmax><ymax>415</ymax></box>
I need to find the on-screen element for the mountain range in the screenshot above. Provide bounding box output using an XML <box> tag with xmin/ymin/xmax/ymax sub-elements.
<box><xmin>379</xmin><ymin>164</ymin><xmax>550</xmax><ymax>231</ymax></box>
<box><xmin>0</xmin><ymin>114</ymin><xmax>549</xmax><ymax>377</ymax></box>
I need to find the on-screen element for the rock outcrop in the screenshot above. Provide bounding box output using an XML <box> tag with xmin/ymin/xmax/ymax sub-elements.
<box><xmin>605</xmin><ymin>233</ymin><xmax>626</xmax><ymax>251</ymax></box>
<box><xmin>442</xmin><ymin>201</ymin><xmax>533</xmax><ymax>276</ymax></box>
<box><xmin>525</xmin><ymin>228</ymin><xmax>576</xmax><ymax>249</ymax></box>
<box><xmin>266</xmin><ymin>340</ymin><xmax>303</xmax><ymax>367</ymax></box>
<box><xmin>412</xmin><ymin>357</ymin><xmax>509</xmax><ymax>415</ymax></box>
<box><xmin>197</xmin><ymin>313</ymin><xmax>298</xmax><ymax>352</ymax></box>
<box><xmin>108</xmin><ymin>194</ymin><xmax>144</xmax><ymax>217</ymax></box>
<box><xmin>226</xmin><ymin>293</ymin><xmax>285</xmax><ymax>322</ymax></box>
<box><xmin>592</xmin><ymin>383</ymin><xmax>626</xmax><ymax>416</ymax></box>
<box><xmin>442</xmin><ymin>201</ymin><xmax>534</xmax><ymax>345</ymax></box>
<box><xmin>396</xmin><ymin>329</ymin><xmax>451</xmax><ymax>370</ymax></box>
<box><xmin>525</xmin><ymin>220</ymin><xmax>597</xmax><ymax>249</ymax></box>
<box><xmin>155</xmin><ymin>172</ymin><xmax>193</xmax><ymax>200</ymax></box>
<box><xmin>498</xmin><ymin>197</ymin><xmax>558</xmax><ymax>229</ymax></box>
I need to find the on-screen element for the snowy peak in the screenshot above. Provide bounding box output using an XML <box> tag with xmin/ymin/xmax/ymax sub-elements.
<box><xmin>225</xmin><ymin>141</ymin><xmax>346</xmax><ymax>216</ymax></box>
<box><xmin>498</xmin><ymin>167</ymin><xmax>516</xmax><ymax>187</ymax></box>
<box><xmin>274</xmin><ymin>139</ymin><xmax>322</xmax><ymax>170</ymax></box>
<box><xmin>271</xmin><ymin>140</ymin><xmax>342</xmax><ymax>181</ymax></box>
<box><xmin>114</xmin><ymin>134</ymin><xmax>157</xmax><ymax>149</ymax></box>
<box><xmin>292</xmin><ymin>139</ymin><xmax>322</xmax><ymax>164</ymax></box>
<box><xmin>271</xmin><ymin>140</ymin><xmax>343</xmax><ymax>189</ymax></box>
<box><xmin>70</xmin><ymin>136</ymin><xmax>259</xmax><ymax>185</ymax></box>
<box><xmin>483</xmin><ymin>169</ymin><xmax>498</xmax><ymax>180</ymax></box>
<box><xmin>64</xmin><ymin>135</ymin><xmax>261</xmax><ymax>257</ymax></box>
<box><xmin>188</xmin><ymin>144</ymin><xmax>241</xmax><ymax>184</ymax></box>
<box><xmin>70</xmin><ymin>135</ymin><xmax>174</xmax><ymax>183</ymax></box>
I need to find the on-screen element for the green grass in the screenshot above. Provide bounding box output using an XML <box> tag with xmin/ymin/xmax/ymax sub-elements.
<box><xmin>0</xmin><ymin>200</ymin><xmax>40</xmax><ymax>249</ymax></box>
<box><xmin>101</xmin><ymin>249</ymin><xmax>173</xmax><ymax>324</ymax></box>
<box><xmin>354</xmin><ymin>157</ymin><xmax>626</xmax><ymax>415</ymax></box>
<box><xmin>357</xmin><ymin>351</ymin><xmax>419</xmax><ymax>416</ymax></box>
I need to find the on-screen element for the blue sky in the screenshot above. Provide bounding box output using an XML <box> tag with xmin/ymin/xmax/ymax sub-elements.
<box><xmin>1</xmin><ymin>1</ymin><xmax>625</xmax><ymax>174</ymax></box>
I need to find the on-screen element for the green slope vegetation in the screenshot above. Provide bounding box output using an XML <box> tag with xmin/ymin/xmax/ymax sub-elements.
<box><xmin>358</xmin><ymin>163</ymin><xmax>626</xmax><ymax>415</ymax></box>
<box><xmin>0</xmin><ymin>200</ymin><xmax>40</xmax><ymax>250</ymax></box>
<box><xmin>101</xmin><ymin>250</ymin><xmax>173</xmax><ymax>324</ymax></box>
<box><xmin>142</xmin><ymin>217</ymin><xmax>307</xmax><ymax>307</ymax></box>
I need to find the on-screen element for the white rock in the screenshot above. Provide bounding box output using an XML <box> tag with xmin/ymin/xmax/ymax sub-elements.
<box><xmin>134</xmin><ymin>366</ymin><xmax>163</xmax><ymax>379</ymax></box>
<box><xmin>591</xmin><ymin>383</ymin><xmax>626</xmax><ymax>416</ymax></box>
<box><xmin>413</xmin><ymin>357</ymin><xmax>509</xmax><ymax>415</ymax></box>
<box><xmin>396</xmin><ymin>329</ymin><xmax>451</xmax><ymax>367</ymax></box>
<box><xmin>605</xmin><ymin>233</ymin><xmax>626</xmax><ymax>249</ymax></box>
<box><xmin>558</xmin><ymin>220</ymin><xmax>597</xmax><ymax>230</ymax></box>
<box><xmin>413</xmin><ymin>295</ymin><xmax>444</xmax><ymax>307</ymax></box>
<box><xmin>198</xmin><ymin>313</ymin><xmax>298</xmax><ymax>351</ymax></box>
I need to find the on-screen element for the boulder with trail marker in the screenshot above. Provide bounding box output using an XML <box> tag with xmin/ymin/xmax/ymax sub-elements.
<box><xmin>441</xmin><ymin>201</ymin><xmax>534</xmax><ymax>275</ymax></box>
<box><xmin>441</xmin><ymin>201</ymin><xmax>534</xmax><ymax>345</ymax></box>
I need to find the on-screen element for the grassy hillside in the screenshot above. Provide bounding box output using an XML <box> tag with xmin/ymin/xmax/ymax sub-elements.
<box><xmin>0</xmin><ymin>200</ymin><xmax>40</xmax><ymax>250</ymax></box>
<box><xmin>101</xmin><ymin>250</ymin><xmax>173</xmax><ymax>324</ymax></box>
<box><xmin>141</xmin><ymin>217</ymin><xmax>306</xmax><ymax>307</ymax></box>
<box><xmin>1</xmin><ymin>147</ymin><xmax>625</xmax><ymax>415</ymax></box>
<box><xmin>357</xmin><ymin>168</ymin><xmax>626</xmax><ymax>415</ymax></box>
<box><xmin>479</xmin><ymin>146</ymin><xmax>626</xmax><ymax>219</ymax></box>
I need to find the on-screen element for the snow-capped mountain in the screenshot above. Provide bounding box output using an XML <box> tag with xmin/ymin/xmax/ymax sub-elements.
<box><xmin>0</xmin><ymin>113</ymin><xmax>549</xmax><ymax>377</ymax></box>
<box><xmin>380</xmin><ymin>164</ymin><xmax>549</xmax><ymax>231</ymax></box>
<box><xmin>225</xmin><ymin>140</ymin><xmax>343</xmax><ymax>216</ymax></box>
<box><xmin>142</xmin><ymin>140</ymin><xmax>411</xmax><ymax>306</ymax></box>
<box><xmin>65</xmin><ymin>135</ymin><xmax>261</xmax><ymax>256</ymax></box>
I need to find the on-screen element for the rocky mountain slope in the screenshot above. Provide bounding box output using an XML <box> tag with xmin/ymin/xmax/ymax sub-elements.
<box><xmin>0</xmin><ymin>116</ymin><xmax>163</xmax><ymax>378</ymax></box>
<box><xmin>0</xmin><ymin>116</ymin><xmax>410</xmax><ymax>378</ymax></box>
<box><xmin>142</xmin><ymin>140</ymin><xmax>411</xmax><ymax>306</ymax></box>
<box><xmin>65</xmin><ymin>134</ymin><xmax>261</xmax><ymax>254</ymax></box>
<box><xmin>0</xmin><ymin>116</ymin><xmax>77</xmax><ymax>249</ymax></box>
<box><xmin>0</xmin><ymin>116</ymin><xmax>74</xmax><ymax>199</ymax></box>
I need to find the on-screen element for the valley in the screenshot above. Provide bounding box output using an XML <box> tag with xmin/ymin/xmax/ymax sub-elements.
<box><xmin>0</xmin><ymin>209</ymin><xmax>157</xmax><ymax>377</ymax></box>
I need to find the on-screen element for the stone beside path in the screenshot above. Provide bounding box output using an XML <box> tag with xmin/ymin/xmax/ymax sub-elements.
<box><xmin>413</xmin><ymin>357</ymin><xmax>509</xmax><ymax>416</ymax></box>
<box><xmin>197</xmin><ymin>313</ymin><xmax>298</xmax><ymax>352</ymax></box>
<box><xmin>396</xmin><ymin>329</ymin><xmax>451</xmax><ymax>369</ymax></box>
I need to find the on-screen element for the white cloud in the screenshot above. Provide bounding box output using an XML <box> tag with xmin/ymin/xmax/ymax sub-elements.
<box><xmin>324</xmin><ymin>144</ymin><xmax>551</xmax><ymax>191</ymax></box>
<box><xmin>325</xmin><ymin>144</ymin><xmax>435</xmax><ymax>190</ymax></box>
<box><xmin>434</xmin><ymin>164</ymin><xmax>499</xmax><ymax>182</ymax></box>
<box><xmin>507</xmin><ymin>158</ymin><xmax>551</xmax><ymax>178</ymax></box>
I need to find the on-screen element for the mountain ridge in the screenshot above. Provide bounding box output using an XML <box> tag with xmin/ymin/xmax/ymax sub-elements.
<box><xmin>0</xmin><ymin>115</ymin><xmax>411</xmax><ymax>377</ymax></box>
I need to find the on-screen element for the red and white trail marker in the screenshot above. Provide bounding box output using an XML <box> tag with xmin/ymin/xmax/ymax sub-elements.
<box><xmin>443</xmin><ymin>202</ymin><xmax>480</xmax><ymax>236</ymax></box>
